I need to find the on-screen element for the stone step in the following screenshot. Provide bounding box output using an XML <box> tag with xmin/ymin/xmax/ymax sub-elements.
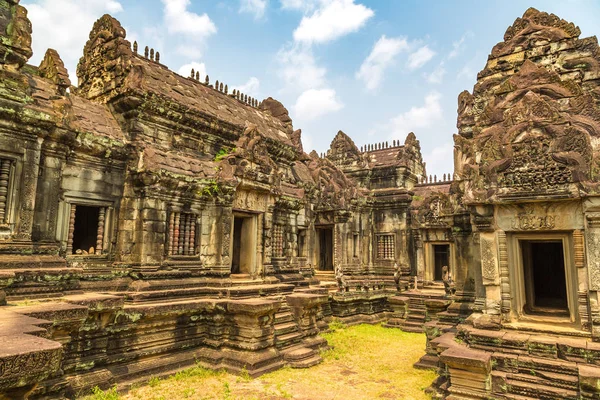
<box><xmin>0</xmin><ymin>255</ymin><xmax>66</xmax><ymax>270</ymax></box>
<box><xmin>414</xmin><ymin>354</ymin><xmax>439</xmax><ymax>370</ymax></box>
<box><xmin>502</xmin><ymin>374</ymin><xmax>579</xmax><ymax>399</ymax></box>
<box><xmin>4</xmin><ymin>267</ymin><xmax>82</xmax><ymax>277</ymax></box>
<box><xmin>275</xmin><ymin>331</ymin><xmax>304</xmax><ymax>349</ymax></box>
<box><xmin>288</xmin><ymin>354</ymin><xmax>322</xmax><ymax>369</ymax></box>
<box><xmin>495</xmin><ymin>370</ymin><xmax>579</xmax><ymax>392</ymax></box>
<box><xmin>274</xmin><ymin>312</ymin><xmax>294</xmax><ymax>324</ymax></box>
<box><xmin>274</xmin><ymin>322</ymin><xmax>299</xmax><ymax>336</ymax></box>
<box><xmin>282</xmin><ymin>346</ymin><xmax>316</xmax><ymax>362</ymax></box>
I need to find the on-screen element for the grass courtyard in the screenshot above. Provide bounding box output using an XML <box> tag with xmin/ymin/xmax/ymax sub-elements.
<box><xmin>86</xmin><ymin>323</ymin><xmax>436</xmax><ymax>400</ymax></box>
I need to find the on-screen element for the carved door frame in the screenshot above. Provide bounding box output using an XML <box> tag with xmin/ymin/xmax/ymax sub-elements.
<box><xmin>507</xmin><ymin>232</ymin><xmax>578</xmax><ymax>324</ymax></box>
<box><xmin>424</xmin><ymin>241</ymin><xmax>455</xmax><ymax>283</ymax></box>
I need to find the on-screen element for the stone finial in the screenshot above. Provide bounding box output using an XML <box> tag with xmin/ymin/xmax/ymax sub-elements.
<box><xmin>190</xmin><ymin>68</ymin><xmax>195</xmax><ymax>78</ymax></box>
<box><xmin>144</xmin><ymin>46</ymin><xmax>149</xmax><ymax>58</ymax></box>
<box><xmin>205</xmin><ymin>75</ymin><xmax>209</xmax><ymax>85</ymax></box>
<box><xmin>150</xmin><ymin>48</ymin><xmax>154</xmax><ymax>61</ymax></box>
<box><xmin>219</xmin><ymin>82</ymin><xmax>223</xmax><ymax>92</ymax></box>
<box><xmin>429</xmin><ymin>175</ymin><xmax>432</xmax><ymax>182</ymax></box>
<box><xmin>244</xmin><ymin>94</ymin><xmax>248</xmax><ymax>103</ymax></box>
<box><xmin>224</xmin><ymin>84</ymin><xmax>228</xmax><ymax>94</ymax></box>
<box><xmin>155</xmin><ymin>52</ymin><xmax>160</xmax><ymax>63</ymax></box>
<box><xmin>385</xmin><ymin>141</ymin><xmax>389</xmax><ymax>148</ymax></box>
<box><xmin>39</xmin><ymin>48</ymin><xmax>71</xmax><ymax>94</ymax></box>
<box><xmin>434</xmin><ymin>175</ymin><xmax>438</xmax><ymax>183</ymax></box>
<box><xmin>215</xmin><ymin>80</ymin><xmax>219</xmax><ymax>90</ymax></box>
<box><xmin>195</xmin><ymin>71</ymin><xmax>200</xmax><ymax>80</ymax></box>
<box><xmin>133</xmin><ymin>41</ymin><xmax>138</xmax><ymax>54</ymax></box>
<box><xmin>0</xmin><ymin>0</ymin><xmax>33</xmax><ymax>68</ymax></box>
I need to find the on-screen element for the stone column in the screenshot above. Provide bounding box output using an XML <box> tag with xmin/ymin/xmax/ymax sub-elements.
<box><xmin>15</xmin><ymin>137</ymin><xmax>43</xmax><ymax>241</ymax></box>
<box><xmin>480</xmin><ymin>231</ymin><xmax>501</xmax><ymax>316</ymax></box>
<box><xmin>220</xmin><ymin>206</ymin><xmax>233</xmax><ymax>269</ymax></box>
<box><xmin>574</xmin><ymin>229</ymin><xmax>590</xmax><ymax>331</ymax></box>
<box><xmin>262</xmin><ymin>205</ymin><xmax>274</xmax><ymax>275</ymax></box>
<box><xmin>585</xmin><ymin>213</ymin><xmax>600</xmax><ymax>339</ymax></box>
<box><xmin>32</xmin><ymin>149</ymin><xmax>64</xmax><ymax>242</ymax></box>
<box><xmin>415</xmin><ymin>231</ymin><xmax>425</xmax><ymax>286</ymax></box>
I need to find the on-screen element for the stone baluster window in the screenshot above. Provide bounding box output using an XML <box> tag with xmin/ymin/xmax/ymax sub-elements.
<box><xmin>168</xmin><ymin>211</ymin><xmax>198</xmax><ymax>256</ymax></box>
<box><xmin>273</xmin><ymin>224</ymin><xmax>284</xmax><ymax>257</ymax></box>
<box><xmin>376</xmin><ymin>234</ymin><xmax>395</xmax><ymax>260</ymax></box>
<box><xmin>0</xmin><ymin>158</ymin><xmax>14</xmax><ymax>224</ymax></box>
<box><xmin>66</xmin><ymin>204</ymin><xmax>108</xmax><ymax>255</ymax></box>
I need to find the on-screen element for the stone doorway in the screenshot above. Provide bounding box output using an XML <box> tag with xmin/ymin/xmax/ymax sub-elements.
<box><xmin>433</xmin><ymin>244</ymin><xmax>449</xmax><ymax>281</ymax></box>
<box><xmin>315</xmin><ymin>227</ymin><xmax>333</xmax><ymax>271</ymax></box>
<box><xmin>72</xmin><ymin>205</ymin><xmax>100</xmax><ymax>254</ymax></box>
<box><xmin>521</xmin><ymin>240</ymin><xmax>568</xmax><ymax>316</ymax></box>
<box><xmin>231</xmin><ymin>214</ymin><xmax>257</xmax><ymax>275</ymax></box>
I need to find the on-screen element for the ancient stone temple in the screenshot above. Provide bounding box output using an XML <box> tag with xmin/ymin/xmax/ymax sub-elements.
<box><xmin>1</xmin><ymin>1</ymin><xmax>600</xmax><ymax>399</ymax></box>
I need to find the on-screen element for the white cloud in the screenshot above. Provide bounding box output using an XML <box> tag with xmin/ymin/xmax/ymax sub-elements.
<box><xmin>356</xmin><ymin>35</ymin><xmax>409</xmax><ymax>91</ymax></box>
<box><xmin>389</xmin><ymin>92</ymin><xmax>442</xmax><ymax>139</ymax></box>
<box><xmin>280</xmin><ymin>0</ymin><xmax>319</xmax><ymax>11</ymax></box>
<box><xmin>407</xmin><ymin>45</ymin><xmax>435</xmax><ymax>70</ymax></box>
<box><xmin>457</xmin><ymin>65</ymin><xmax>475</xmax><ymax>80</ymax></box>
<box><xmin>277</xmin><ymin>44</ymin><xmax>326</xmax><ymax>92</ymax></box>
<box><xmin>161</xmin><ymin>0</ymin><xmax>217</xmax><ymax>37</ymax></box>
<box><xmin>293</xmin><ymin>0</ymin><xmax>374</xmax><ymax>44</ymax></box>
<box><xmin>240</xmin><ymin>0</ymin><xmax>268</xmax><ymax>19</ymax></box>
<box><xmin>448</xmin><ymin>31</ymin><xmax>473</xmax><ymax>59</ymax></box>
<box><xmin>177</xmin><ymin>62</ymin><xmax>207</xmax><ymax>80</ymax></box>
<box><xmin>232</xmin><ymin>77</ymin><xmax>260</xmax><ymax>97</ymax></box>
<box><xmin>294</xmin><ymin>88</ymin><xmax>343</xmax><ymax>120</ymax></box>
<box><xmin>23</xmin><ymin>0</ymin><xmax>124</xmax><ymax>82</ymax></box>
<box><xmin>423</xmin><ymin>142</ymin><xmax>454</xmax><ymax>178</ymax></box>
<box><xmin>301</xmin><ymin>131</ymin><xmax>314</xmax><ymax>152</ymax></box>
<box><xmin>425</xmin><ymin>62</ymin><xmax>446</xmax><ymax>84</ymax></box>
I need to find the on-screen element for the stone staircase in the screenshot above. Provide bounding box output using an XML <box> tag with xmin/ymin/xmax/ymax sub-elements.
<box><xmin>400</xmin><ymin>284</ymin><xmax>448</xmax><ymax>333</ymax></box>
<box><xmin>434</xmin><ymin>317</ymin><xmax>600</xmax><ymax>400</ymax></box>
<box><xmin>274</xmin><ymin>304</ymin><xmax>323</xmax><ymax>368</ymax></box>
<box><xmin>0</xmin><ymin>255</ymin><xmax>83</xmax><ymax>300</ymax></box>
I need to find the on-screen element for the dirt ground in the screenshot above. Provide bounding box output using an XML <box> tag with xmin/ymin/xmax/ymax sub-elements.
<box><xmin>90</xmin><ymin>324</ymin><xmax>436</xmax><ymax>400</ymax></box>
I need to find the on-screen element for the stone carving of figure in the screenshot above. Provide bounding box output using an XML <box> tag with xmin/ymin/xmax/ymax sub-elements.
<box><xmin>335</xmin><ymin>264</ymin><xmax>346</xmax><ymax>292</ymax></box>
<box><xmin>442</xmin><ymin>265</ymin><xmax>456</xmax><ymax>297</ymax></box>
<box><xmin>393</xmin><ymin>262</ymin><xmax>401</xmax><ymax>291</ymax></box>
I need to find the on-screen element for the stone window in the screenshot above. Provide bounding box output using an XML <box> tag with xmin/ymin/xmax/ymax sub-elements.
<box><xmin>66</xmin><ymin>204</ymin><xmax>107</xmax><ymax>255</ymax></box>
<box><xmin>167</xmin><ymin>211</ymin><xmax>198</xmax><ymax>256</ymax></box>
<box><xmin>0</xmin><ymin>157</ymin><xmax>14</xmax><ymax>225</ymax></box>
<box><xmin>273</xmin><ymin>224</ymin><xmax>284</xmax><ymax>258</ymax></box>
<box><xmin>376</xmin><ymin>234</ymin><xmax>395</xmax><ymax>260</ymax></box>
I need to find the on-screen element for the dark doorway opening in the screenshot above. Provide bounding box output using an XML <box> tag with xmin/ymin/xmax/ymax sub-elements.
<box><xmin>521</xmin><ymin>240</ymin><xmax>568</xmax><ymax>316</ymax></box>
<box><xmin>231</xmin><ymin>215</ymin><xmax>255</xmax><ymax>275</ymax></box>
<box><xmin>72</xmin><ymin>205</ymin><xmax>99</xmax><ymax>254</ymax></box>
<box><xmin>433</xmin><ymin>244</ymin><xmax>450</xmax><ymax>281</ymax></box>
<box><xmin>316</xmin><ymin>227</ymin><xmax>333</xmax><ymax>271</ymax></box>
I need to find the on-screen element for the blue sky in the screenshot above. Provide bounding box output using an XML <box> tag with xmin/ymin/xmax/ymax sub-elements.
<box><xmin>21</xmin><ymin>0</ymin><xmax>600</xmax><ymax>177</ymax></box>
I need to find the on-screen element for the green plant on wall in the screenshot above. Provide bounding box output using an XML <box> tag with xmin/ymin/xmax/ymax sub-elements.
<box><xmin>214</xmin><ymin>147</ymin><xmax>236</xmax><ymax>162</ymax></box>
<box><xmin>201</xmin><ymin>179</ymin><xmax>220</xmax><ymax>197</ymax></box>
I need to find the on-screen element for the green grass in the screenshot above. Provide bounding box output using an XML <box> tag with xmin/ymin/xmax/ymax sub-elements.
<box><xmin>81</xmin><ymin>324</ymin><xmax>436</xmax><ymax>400</ymax></box>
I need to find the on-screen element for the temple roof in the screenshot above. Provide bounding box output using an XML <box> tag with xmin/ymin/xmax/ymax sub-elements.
<box><xmin>128</xmin><ymin>55</ymin><xmax>294</xmax><ymax>147</ymax></box>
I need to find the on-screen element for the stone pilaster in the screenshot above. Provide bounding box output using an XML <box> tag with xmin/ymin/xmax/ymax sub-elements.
<box><xmin>14</xmin><ymin>137</ymin><xmax>42</xmax><ymax>241</ymax></box>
